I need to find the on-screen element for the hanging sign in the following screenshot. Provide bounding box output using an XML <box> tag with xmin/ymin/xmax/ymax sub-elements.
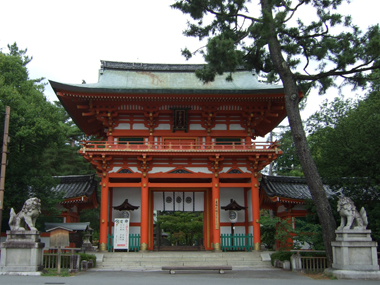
<box><xmin>114</xmin><ymin>216</ymin><xmax>130</xmax><ymax>251</ymax></box>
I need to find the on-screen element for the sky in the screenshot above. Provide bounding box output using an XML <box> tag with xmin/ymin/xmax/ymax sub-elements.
<box><xmin>1</xmin><ymin>0</ymin><xmax>379</xmax><ymax>128</ymax></box>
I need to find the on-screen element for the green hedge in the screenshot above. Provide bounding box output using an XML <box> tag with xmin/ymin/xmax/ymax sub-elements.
<box><xmin>270</xmin><ymin>251</ymin><xmax>293</xmax><ymax>266</ymax></box>
<box><xmin>78</xmin><ymin>253</ymin><xmax>96</xmax><ymax>268</ymax></box>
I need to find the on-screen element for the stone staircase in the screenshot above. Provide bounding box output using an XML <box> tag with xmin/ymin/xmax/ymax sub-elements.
<box><xmin>93</xmin><ymin>251</ymin><xmax>272</xmax><ymax>271</ymax></box>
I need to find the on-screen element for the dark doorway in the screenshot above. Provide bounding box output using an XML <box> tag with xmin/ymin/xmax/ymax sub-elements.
<box><xmin>154</xmin><ymin>211</ymin><xmax>204</xmax><ymax>251</ymax></box>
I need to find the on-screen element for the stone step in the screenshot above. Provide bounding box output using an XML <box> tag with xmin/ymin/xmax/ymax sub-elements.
<box><xmin>95</xmin><ymin>251</ymin><xmax>271</xmax><ymax>271</ymax></box>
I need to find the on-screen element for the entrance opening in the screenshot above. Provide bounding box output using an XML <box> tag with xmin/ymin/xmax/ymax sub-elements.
<box><xmin>154</xmin><ymin>211</ymin><xmax>204</xmax><ymax>251</ymax></box>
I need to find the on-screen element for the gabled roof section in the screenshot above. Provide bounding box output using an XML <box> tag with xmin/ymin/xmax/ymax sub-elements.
<box><xmin>45</xmin><ymin>222</ymin><xmax>91</xmax><ymax>232</ymax></box>
<box><xmin>260</xmin><ymin>175</ymin><xmax>333</xmax><ymax>201</ymax></box>
<box><xmin>51</xmin><ymin>175</ymin><xmax>98</xmax><ymax>202</ymax></box>
<box><xmin>50</xmin><ymin>60</ymin><xmax>284</xmax><ymax>94</ymax></box>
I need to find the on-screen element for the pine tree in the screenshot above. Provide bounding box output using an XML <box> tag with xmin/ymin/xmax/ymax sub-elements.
<box><xmin>171</xmin><ymin>0</ymin><xmax>380</xmax><ymax>265</ymax></box>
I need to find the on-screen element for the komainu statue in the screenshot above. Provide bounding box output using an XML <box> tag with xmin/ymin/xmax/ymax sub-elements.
<box><xmin>337</xmin><ymin>196</ymin><xmax>368</xmax><ymax>230</ymax></box>
<box><xmin>8</xmin><ymin>197</ymin><xmax>41</xmax><ymax>231</ymax></box>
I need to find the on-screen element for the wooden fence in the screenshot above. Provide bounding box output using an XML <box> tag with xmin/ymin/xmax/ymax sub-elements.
<box><xmin>220</xmin><ymin>233</ymin><xmax>253</xmax><ymax>252</ymax></box>
<box><xmin>300</xmin><ymin>256</ymin><xmax>328</xmax><ymax>272</ymax></box>
<box><xmin>43</xmin><ymin>248</ymin><xmax>81</xmax><ymax>273</ymax></box>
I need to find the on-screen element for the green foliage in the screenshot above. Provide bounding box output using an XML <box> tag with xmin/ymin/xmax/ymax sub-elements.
<box><xmin>0</xmin><ymin>43</ymin><xmax>96</xmax><ymax>231</ymax></box>
<box><xmin>79</xmin><ymin>207</ymin><xmax>100</xmax><ymax>244</ymax></box>
<box><xmin>272</xmin><ymin>127</ymin><xmax>303</xmax><ymax>176</ymax></box>
<box><xmin>260</xmin><ymin>215</ymin><xmax>277</xmax><ymax>249</ymax></box>
<box><xmin>41</xmin><ymin>268</ymin><xmax>72</xmax><ymax>277</ymax></box>
<box><xmin>261</xmin><ymin>212</ymin><xmax>325</xmax><ymax>251</ymax></box>
<box><xmin>270</xmin><ymin>251</ymin><xmax>293</xmax><ymax>266</ymax></box>
<box><xmin>78</xmin><ymin>253</ymin><xmax>96</xmax><ymax>268</ymax></box>
<box><xmin>172</xmin><ymin>0</ymin><xmax>380</xmax><ymax>91</ymax></box>
<box><xmin>156</xmin><ymin>211</ymin><xmax>203</xmax><ymax>246</ymax></box>
<box><xmin>305</xmin><ymin>91</ymin><xmax>380</xmax><ymax>243</ymax></box>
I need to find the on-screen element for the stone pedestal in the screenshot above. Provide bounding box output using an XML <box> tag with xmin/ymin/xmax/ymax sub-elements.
<box><xmin>0</xmin><ymin>231</ymin><xmax>45</xmax><ymax>275</ymax></box>
<box><xmin>330</xmin><ymin>229</ymin><xmax>380</xmax><ymax>279</ymax></box>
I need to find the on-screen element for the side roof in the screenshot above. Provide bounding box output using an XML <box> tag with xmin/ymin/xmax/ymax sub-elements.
<box><xmin>260</xmin><ymin>175</ymin><xmax>334</xmax><ymax>200</ymax></box>
<box><xmin>51</xmin><ymin>174</ymin><xmax>98</xmax><ymax>200</ymax></box>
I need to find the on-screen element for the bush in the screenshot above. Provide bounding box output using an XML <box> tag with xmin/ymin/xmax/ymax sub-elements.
<box><xmin>270</xmin><ymin>251</ymin><xmax>293</xmax><ymax>266</ymax></box>
<box><xmin>78</xmin><ymin>253</ymin><xmax>96</xmax><ymax>268</ymax></box>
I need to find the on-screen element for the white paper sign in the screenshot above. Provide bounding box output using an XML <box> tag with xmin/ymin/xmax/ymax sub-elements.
<box><xmin>114</xmin><ymin>218</ymin><xmax>129</xmax><ymax>250</ymax></box>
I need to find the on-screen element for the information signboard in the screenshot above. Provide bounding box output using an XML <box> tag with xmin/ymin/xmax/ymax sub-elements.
<box><xmin>114</xmin><ymin>216</ymin><xmax>130</xmax><ymax>251</ymax></box>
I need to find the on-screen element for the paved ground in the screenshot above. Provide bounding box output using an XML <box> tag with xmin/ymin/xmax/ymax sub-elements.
<box><xmin>1</xmin><ymin>269</ymin><xmax>380</xmax><ymax>285</ymax></box>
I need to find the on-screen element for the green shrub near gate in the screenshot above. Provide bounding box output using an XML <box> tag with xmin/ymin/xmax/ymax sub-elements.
<box><xmin>78</xmin><ymin>253</ymin><xmax>96</xmax><ymax>268</ymax></box>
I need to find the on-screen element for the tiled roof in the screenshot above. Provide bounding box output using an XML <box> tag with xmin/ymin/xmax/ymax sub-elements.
<box><xmin>49</xmin><ymin>61</ymin><xmax>284</xmax><ymax>94</ymax></box>
<box><xmin>260</xmin><ymin>175</ymin><xmax>334</xmax><ymax>200</ymax></box>
<box><xmin>51</xmin><ymin>175</ymin><xmax>98</xmax><ymax>200</ymax></box>
<box><xmin>45</xmin><ymin>222</ymin><xmax>90</xmax><ymax>232</ymax></box>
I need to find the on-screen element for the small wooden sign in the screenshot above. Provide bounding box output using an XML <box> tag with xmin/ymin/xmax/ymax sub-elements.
<box><xmin>215</xmin><ymin>199</ymin><xmax>219</xmax><ymax>230</ymax></box>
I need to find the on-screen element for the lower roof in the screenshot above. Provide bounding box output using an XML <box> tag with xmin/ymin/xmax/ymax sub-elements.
<box><xmin>51</xmin><ymin>175</ymin><xmax>98</xmax><ymax>203</ymax></box>
<box><xmin>260</xmin><ymin>175</ymin><xmax>334</xmax><ymax>201</ymax></box>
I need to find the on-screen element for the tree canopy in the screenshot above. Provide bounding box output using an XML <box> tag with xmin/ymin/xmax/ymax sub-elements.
<box><xmin>0</xmin><ymin>43</ymin><xmax>96</xmax><ymax>231</ymax></box>
<box><xmin>171</xmin><ymin>0</ymin><xmax>380</xmax><ymax>266</ymax></box>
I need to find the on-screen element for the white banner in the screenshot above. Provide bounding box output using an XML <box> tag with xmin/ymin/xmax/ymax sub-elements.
<box><xmin>114</xmin><ymin>217</ymin><xmax>129</xmax><ymax>250</ymax></box>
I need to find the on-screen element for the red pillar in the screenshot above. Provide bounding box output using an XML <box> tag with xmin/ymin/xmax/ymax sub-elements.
<box><xmin>99</xmin><ymin>174</ymin><xmax>109</xmax><ymax>252</ymax></box>
<box><xmin>251</xmin><ymin>172</ymin><xmax>261</xmax><ymax>250</ymax></box>
<box><xmin>212</xmin><ymin>174</ymin><xmax>221</xmax><ymax>251</ymax></box>
<box><xmin>140</xmin><ymin>174</ymin><xmax>149</xmax><ymax>251</ymax></box>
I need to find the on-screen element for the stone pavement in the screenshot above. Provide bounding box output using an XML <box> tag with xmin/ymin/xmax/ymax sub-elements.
<box><xmin>1</xmin><ymin>269</ymin><xmax>380</xmax><ymax>285</ymax></box>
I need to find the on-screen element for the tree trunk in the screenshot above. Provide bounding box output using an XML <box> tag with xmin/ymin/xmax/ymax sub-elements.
<box><xmin>261</xmin><ymin>0</ymin><xmax>337</xmax><ymax>266</ymax></box>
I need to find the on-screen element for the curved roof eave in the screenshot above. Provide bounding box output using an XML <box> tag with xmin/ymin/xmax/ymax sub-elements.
<box><xmin>49</xmin><ymin>80</ymin><xmax>285</xmax><ymax>95</ymax></box>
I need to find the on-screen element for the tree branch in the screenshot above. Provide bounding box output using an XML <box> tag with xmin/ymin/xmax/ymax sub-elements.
<box><xmin>295</xmin><ymin>62</ymin><xmax>380</xmax><ymax>81</ymax></box>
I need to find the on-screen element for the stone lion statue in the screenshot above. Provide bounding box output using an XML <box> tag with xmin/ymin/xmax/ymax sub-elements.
<box><xmin>8</xmin><ymin>197</ymin><xmax>41</xmax><ymax>231</ymax></box>
<box><xmin>337</xmin><ymin>196</ymin><xmax>368</xmax><ymax>230</ymax></box>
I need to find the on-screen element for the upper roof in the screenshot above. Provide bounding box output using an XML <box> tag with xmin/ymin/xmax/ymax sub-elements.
<box><xmin>260</xmin><ymin>175</ymin><xmax>334</xmax><ymax>201</ymax></box>
<box><xmin>51</xmin><ymin>175</ymin><xmax>98</xmax><ymax>202</ymax></box>
<box><xmin>50</xmin><ymin>60</ymin><xmax>284</xmax><ymax>94</ymax></box>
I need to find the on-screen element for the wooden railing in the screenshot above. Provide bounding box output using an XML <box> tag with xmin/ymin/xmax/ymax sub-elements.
<box><xmin>43</xmin><ymin>248</ymin><xmax>81</xmax><ymax>273</ymax></box>
<box><xmin>107</xmin><ymin>234</ymin><xmax>141</xmax><ymax>252</ymax></box>
<box><xmin>290</xmin><ymin>250</ymin><xmax>327</xmax><ymax>272</ymax></box>
<box><xmin>81</xmin><ymin>141</ymin><xmax>280</xmax><ymax>153</ymax></box>
<box><xmin>220</xmin><ymin>233</ymin><xmax>253</xmax><ymax>252</ymax></box>
<box><xmin>300</xmin><ymin>256</ymin><xmax>327</xmax><ymax>272</ymax></box>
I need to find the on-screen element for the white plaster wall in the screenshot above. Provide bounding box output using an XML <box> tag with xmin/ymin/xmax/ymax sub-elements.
<box><xmin>220</xmin><ymin>188</ymin><xmax>245</xmax><ymax>223</ymax></box>
<box><xmin>213</xmin><ymin>124</ymin><xmax>227</xmax><ymax>130</ymax></box>
<box><xmin>220</xmin><ymin>166</ymin><xmax>248</xmax><ymax>174</ymax></box>
<box><xmin>155</xmin><ymin>124</ymin><xmax>171</xmax><ymax>130</ymax></box>
<box><xmin>132</xmin><ymin>123</ymin><xmax>148</xmax><ymax>130</ymax></box>
<box><xmin>114</xmin><ymin>123</ymin><xmax>131</xmax><ymax>130</ymax></box>
<box><xmin>247</xmin><ymin>189</ymin><xmax>253</xmax><ymax>223</ymax></box>
<box><xmin>189</xmin><ymin>124</ymin><xmax>204</xmax><ymax>130</ymax></box>
<box><xmin>229</xmin><ymin>124</ymin><xmax>245</xmax><ymax>130</ymax></box>
<box><xmin>112</xmin><ymin>188</ymin><xmax>141</xmax><ymax>223</ymax></box>
<box><xmin>277</xmin><ymin>205</ymin><xmax>286</xmax><ymax>213</ymax></box>
<box><xmin>185</xmin><ymin>167</ymin><xmax>212</xmax><ymax>173</ymax></box>
<box><xmin>150</xmin><ymin>167</ymin><xmax>174</xmax><ymax>174</ymax></box>
<box><xmin>149</xmin><ymin>166</ymin><xmax>212</xmax><ymax>174</ymax></box>
<box><xmin>220</xmin><ymin>226</ymin><xmax>246</xmax><ymax>235</ymax></box>
<box><xmin>109</xmin><ymin>166</ymin><xmax>121</xmax><ymax>173</ymax></box>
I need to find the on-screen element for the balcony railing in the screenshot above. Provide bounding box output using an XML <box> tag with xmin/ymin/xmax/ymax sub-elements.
<box><xmin>80</xmin><ymin>141</ymin><xmax>280</xmax><ymax>154</ymax></box>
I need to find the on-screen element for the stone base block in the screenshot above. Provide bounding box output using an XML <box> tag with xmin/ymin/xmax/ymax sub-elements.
<box><xmin>332</xmin><ymin>229</ymin><xmax>378</xmax><ymax>271</ymax></box>
<box><xmin>326</xmin><ymin>269</ymin><xmax>380</xmax><ymax>280</ymax></box>
<box><xmin>1</xmin><ymin>230</ymin><xmax>45</xmax><ymax>273</ymax></box>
